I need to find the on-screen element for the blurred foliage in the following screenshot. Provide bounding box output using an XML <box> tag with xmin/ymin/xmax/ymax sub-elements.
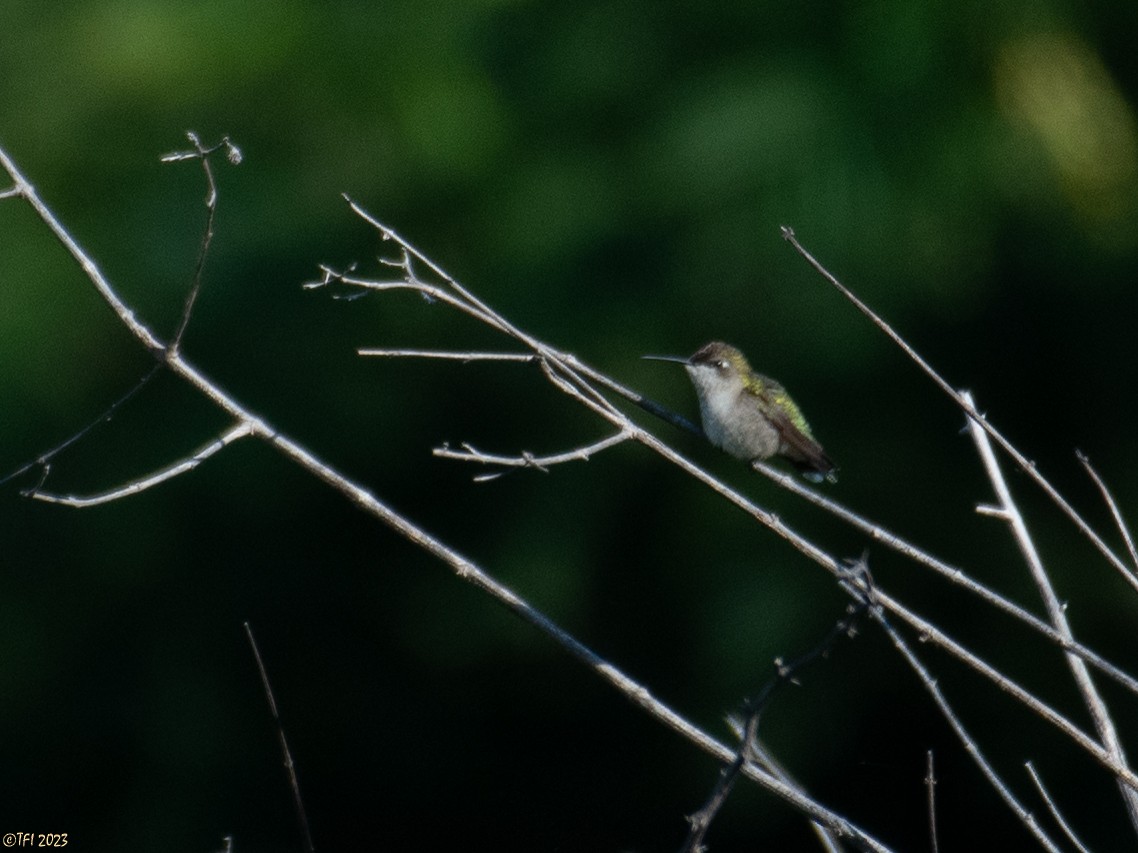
<box><xmin>2</xmin><ymin>0</ymin><xmax>1138</xmax><ymax>850</ymax></box>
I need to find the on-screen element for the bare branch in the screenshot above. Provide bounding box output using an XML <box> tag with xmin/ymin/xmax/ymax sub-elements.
<box><xmin>244</xmin><ymin>622</ymin><xmax>315</xmax><ymax>853</ymax></box>
<box><xmin>872</xmin><ymin>608</ymin><xmax>1064</xmax><ymax>852</ymax></box>
<box><xmin>358</xmin><ymin>348</ymin><xmax>537</xmax><ymax>363</ymax></box>
<box><xmin>434</xmin><ymin>433</ymin><xmax>630</xmax><ymax>481</ymax></box>
<box><xmin>781</xmin><ymin>226</ymin><xmax>1132</xmax><ymax>583</ymax></box>
<box><xmin>684</xmin><ymin>598</ymin><xmax>866</xmax><ymax>853</ymax></box>
<box><xmin>748</xmin><ymin>460</ymin><xmax>1138</xmax><ymax>698</ymax></box>
<box><xmin>28</xmin><ymin>422</ymin><xmax>254</xmax><ymax>507</ymax></box>
<box><xmin>966</xmin><ymin>390</ymin><xmax>1138</xmax><ymax>830</ymax></box>
<box><xmin>926</xmin><ymin>751</ymin><xmax>939</xmax><ymax>853</ymax></box>
<box><xmin>162</xmin><ymin>131</ymin><xmax>242</xmax><ymax>351</ymax></box>
<box><xmin>1025</xmin><ymin>761</ymin><xmax>1093</xmax><ymax>853</ymax></box>
<box><xmin>1077</xmin><ymin>450</ymin><xmax>1138</xmax><ymax>578</ymax></box>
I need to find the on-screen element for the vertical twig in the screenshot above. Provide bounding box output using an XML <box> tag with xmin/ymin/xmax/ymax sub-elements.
<box><xmin>245</xmin><ymin>622</ymin><xmax>316</xmax><ymax>853</ymax></box>
<box><xmin>160</xmin><ymin>132</ymin><xmax>242</xmax><ymax>351</ymax></box>
<box><xmin>926</xmin><ymin>751</ymin><xmax>939</xmax><ymax>853</ymax></box>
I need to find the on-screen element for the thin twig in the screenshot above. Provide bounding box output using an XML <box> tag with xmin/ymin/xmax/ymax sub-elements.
<box><xmin>781</xmin><ymin>226</ymin><xmax>1132</xmax><ymax>588</ymax></box>
<box><xmin>162</xmin><ymin>132</ymin><xmax>242</xmax><ymax>351</ymax></box>
<box><xmin>1025</xmin><ymin>761</ymin><xmax>1093</xmax><ymax>853</ymax></box>
<box><xmin>1077</xmin><ymin>450</ymin><xmax>1138</xmax><ymax>578</ymax></box>
<box><xmin>0</xmin><ymin>362</ymin><xmax>163</xmax><ymax>490</ymax></box>
<box><xmin>434</xmin><ymin>433</ymin><xmax>631</xmax><ymax>481</ymax></box>
<box><xmin>966</xmin><ymin>390</ymin><xmax>1138</xmax><ymax>830</ymax></box>
<box><xmin>683</xmin><ymin>598</ymin><xmax>866</xmax><ymax>853</ymax></box>
<box><xmin>358</xmin><ymin>348</ymin><xmax>537</xmax><ymax>363</ymax></box>
<box><xmin>926</xmin><ymin>751</ymin><xmax>939</xmax><ymax>853</ymax></box>
<box><xmin>871</xmin><ymin>609</ymin><xmax>1063</xmax><ymax>852</ymax></box>
<box><xmin>244</xmin><ymin>622</ymin><xmax>315</xmax><ymax>853</ymax></box>
<box><xmin>29</xmin><ymin>422</ymin><xmax>253</xmax><ymax>507</ymax></box>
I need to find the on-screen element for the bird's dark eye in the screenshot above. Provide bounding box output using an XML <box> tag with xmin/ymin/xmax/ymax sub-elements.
<box><xmin>716</xmin><ymin>360</ymin><xmax>729</xmax><ymax>371</ymax></box>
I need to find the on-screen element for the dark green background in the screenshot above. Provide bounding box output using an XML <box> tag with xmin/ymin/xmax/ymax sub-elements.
<box><xmin>2</xmin><ymin>1</ymin><xmax>1137</xmax><ymax>849</ymax></box>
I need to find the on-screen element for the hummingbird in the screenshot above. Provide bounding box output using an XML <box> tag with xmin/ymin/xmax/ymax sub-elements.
<box><xmin>645</xmin><ymin>341</ymin><xmax>837</xmax><ymax>483</ymax></box>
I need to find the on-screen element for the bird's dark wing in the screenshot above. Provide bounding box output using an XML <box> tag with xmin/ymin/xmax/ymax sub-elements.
<box><xmin>750</xmin><ymin>375</ymin><xmax>837</xmax><ymax>483</ymax></box>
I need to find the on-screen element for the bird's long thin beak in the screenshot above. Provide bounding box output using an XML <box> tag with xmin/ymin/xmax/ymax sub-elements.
<box><xmin>642</xmin><ymin>354</ymin><xmax>690</xmax><ymax>365</ymax></box>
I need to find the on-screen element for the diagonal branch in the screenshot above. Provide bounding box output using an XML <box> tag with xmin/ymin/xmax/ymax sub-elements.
<box><xmin>29</xmin><ymin>421</ymin><xmax>254</xmax><ymax>507</ymax></box>
<box><xmin>872</xmin><ymin>605</ymin><xmax>1064</xmax><ymax>852</ymax></box>
<box><xmin>782</xmin><ymin>226</ymin><xmax>1132</xmax><ymax>589</ymax></box>
<box><xmin>966</xmin><ymin>390</ymin><xmax>1138</xmax><ymax>831</ymax></box>
<box><xmin>1077</xmin><ymin>450</ymin><xmax>1138</xmax><ymax>579</ymax></box>
<box><xmin>1025</xmin><ymin>761</ymin><xmax>1092</xmax><ymax>853</ymax></box>
<box><xmin>747</xmin><ymin>459</ymin><xmax>1138</xmax><ymax>698</ymax></box>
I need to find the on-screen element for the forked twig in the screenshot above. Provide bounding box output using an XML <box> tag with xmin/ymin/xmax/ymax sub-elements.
<box><xmin>683</xmin><ymin>595</ymin><xmax>867</xmax><ymax>853</ymax></box>
<box><xmin>161</xmin><ymin>132</ymin><xmax>242</xmax><ymax>350</ymax></box>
